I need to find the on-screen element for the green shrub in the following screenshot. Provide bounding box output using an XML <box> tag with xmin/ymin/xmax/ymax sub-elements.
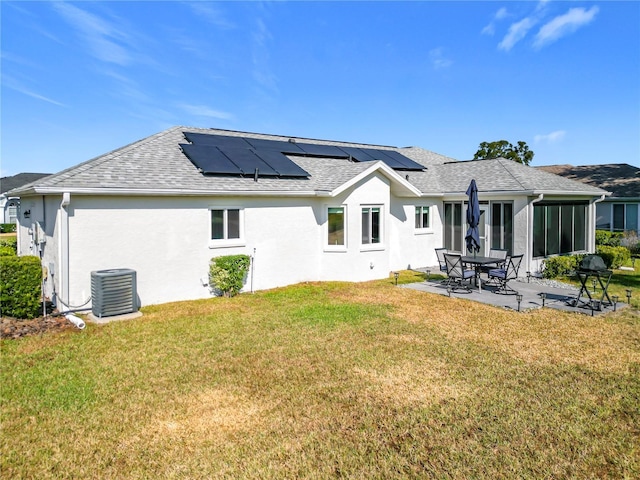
<box><xmin>595</xmin><ymin>230</ymin><xmax>622</xmax><ymax>247</ymax></box>
<box><xmin>0</xmin><ymin>255</ymin><xmax>42</xmax><ymax>319</ymax></box>
<box><xmin>596</xmin><ymin>245</ymin><xmax>630</xmax><ymax>269</ymax></box>
<box><xmin>209</xmin><ymin>254</ymin><xmax>251</xmax><ymax>297</ymax></box>
<box><xmin>542</xmin><ymin>255</ymin><xmax>579</xmax><ymax>279</ymax></box>
<box><xmin>0</xmin><ymin>223</ymin><xmax>17</xmax><ymax>233</ymax></box>
<box><xmin>0</xmin><ymin>237</ymin><xmax>18</xmax><ymax>256</ymax></box>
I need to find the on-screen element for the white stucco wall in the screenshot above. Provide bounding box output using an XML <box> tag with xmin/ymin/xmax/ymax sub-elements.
<box><xmin>42</xmin><ymin>171</ymin><xmax>436</xmax><ymax>307</ymax></box>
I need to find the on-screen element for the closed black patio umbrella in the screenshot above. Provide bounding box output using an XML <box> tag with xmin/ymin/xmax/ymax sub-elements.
<box><xmin>465</xmin><ymin>179</ymin><xmax>481</xmax><ymax>256</ymax></box>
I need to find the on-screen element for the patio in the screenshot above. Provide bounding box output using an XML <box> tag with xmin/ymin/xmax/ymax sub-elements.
<box><xmin>404</xmin><ymin>270</ymin><xmax>628</xmax><ymax>316</ymax></box>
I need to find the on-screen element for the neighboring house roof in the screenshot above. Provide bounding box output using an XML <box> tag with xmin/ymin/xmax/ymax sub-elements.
<box><xmin>8</xmin><ymin>126</ymin><xmax>606</xmax><ymax>198</ymax></box>
<box><xmin>537</xmin><ymin>164</ymin><xmax>640</xmax><ymax>199</ymax></box>
<box><xmin>1</xmin><ymin>173</ymin><xmax>51</xmax><ymax>195</ymax></box>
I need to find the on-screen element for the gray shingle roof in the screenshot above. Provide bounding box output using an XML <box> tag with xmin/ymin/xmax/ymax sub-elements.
<box><xmin>8</xmin><ymin>126</ymin><xmax>606</xmax><ymax>198</ymax></box>
<box><xmin>537</xmin><ymin>164</ymin><xmax>639</xmax><ymax>198</ymax></box>
<box><xmin>1</xmin><ymin>173</ymin><xmax>52</xmax><ymax>194</ymax></box>
<box><xmin>433</xmin><ymin>158</ymin><xmax>607</xmax><ymax>195</ymax></box>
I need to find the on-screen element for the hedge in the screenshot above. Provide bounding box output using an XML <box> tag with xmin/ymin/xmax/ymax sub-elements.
<box><xmin>0</xmin><ymin>223</ymin><xmax>17</xmax><ymax>233</ymax></box>
<box><xmin>542</xmin><ymin>255</ymin><xmax>581</xmax><ymax>279</ymax></box>
<box><xmin>0</xmin><ymin>237</ymin><xmax>18</xmax><ymax>256</ymax></box>
<box><xmin>596</xmin><ymin>245</ymin><xmax>630</xmax><ymax>269</ymax></box>
<box><xmin>0</xmin><ymin>255</ymin><xmax>43</xmax><ymax>319</ymax></box>
<box><xmin>209</xmin><ymin>254</ymin><xmax>251</xmax><ymax>297</ymax></box>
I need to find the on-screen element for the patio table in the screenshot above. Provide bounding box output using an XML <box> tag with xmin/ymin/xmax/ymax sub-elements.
<box><xmin>461</xmin><ymin>255</ymin><xmax>504</xmax><ymax>292</ymax></box>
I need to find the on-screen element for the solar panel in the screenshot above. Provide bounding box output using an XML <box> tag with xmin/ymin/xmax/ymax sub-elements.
<box><xmin>337</xmin><ymin>147</ymin><xmax>377</xmax><ymax>162</ymax></box>
<box><xmin>358</xmin><ymin>148</ymin><xmax>408</xmax><ymax>169</ymax></box>
<box><xmin>183</xmin><ymin>132</ymin><xmax>252</xmax><ymax>149</ymax></box>
<box><xmin>294</xmin><ymin>143</ymin><xmax>350</xmax><ymax>158</ymax></box>
<box><xmin>180</xmin><ymin>144</ymin><xmax>242</xmax><ymax>175</ymax></box>
<box><xmin>376</xmin><ymin>150</ymin><xmax>425</xmax><ymax>170</ymax></box>
<box><xmin>254</xmin><ymin>150</ymin><xmax>310</xmax><ymax>177</ymax></box>
<box><xmin>218</xmin><ymin>147</ymin><xmax>279</xmax><ymax>176</ymax></box>
<box><xmin>244</xmin><ymin>137</ymin><xmax>305</xmax><ymax>154</ymax></box>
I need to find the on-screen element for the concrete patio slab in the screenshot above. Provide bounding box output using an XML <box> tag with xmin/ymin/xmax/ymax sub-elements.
<box><xmin>402</xmin><ymin>276</ymin><xmax>627</xmax><ymax>316</ymax></box>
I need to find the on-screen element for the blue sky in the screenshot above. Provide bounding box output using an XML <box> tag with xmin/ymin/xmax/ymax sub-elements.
<box><xmin>1</xmin><ymin>1</ymin><xmax>638</xmax><ymax>177</ymax></box>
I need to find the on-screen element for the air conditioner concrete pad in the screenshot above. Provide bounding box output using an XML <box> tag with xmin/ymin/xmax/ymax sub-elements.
<box><xmin>87</xmin><ymin>311</ymin><xmax>143</xmax><ymax>324</ymax></box>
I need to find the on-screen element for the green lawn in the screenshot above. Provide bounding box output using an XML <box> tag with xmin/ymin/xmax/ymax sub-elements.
<box><xmin>1</xmin><ymin>271</ymin><xmax>638</xmax><ymax>479</ymax></box>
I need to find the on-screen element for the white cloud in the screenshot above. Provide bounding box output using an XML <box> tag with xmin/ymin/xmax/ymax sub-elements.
<box><xmin>533</xmin><ymin>6</ymin><xmax>599</xmax><ymax>49</ymax></box>
<box><xmin>534</xmin><ymin>130</ymin><xmax>566</xmax><ymax>143</ymax></box>
<box><xmin>481</xmin><ymin>7</ymin><xmax>508</xmax><ymax>36</ymax></box>
<box><xmin>178</xmin><ymin>104</ymin><xmax>233</xmax><ymax>120</ymax></box>
<box><xmin>429</xmin><ymin>48</ymin><xmax>453</xmax><ymax>70</ymax></box>
<box><xmin>187</xmin><ymin>2</ymin><xmax>235</xmax><ymax>29</ymax></box>
<box><xmin>3</xmin><ymin>76</ymin><xmax>67</xmax><ymax>107</ymax></box>
<box><xmin>498</xmin><ymin>16</ymin><xmax>538</xmax><ymax>51</ymax></box>
<box><xmin>495</xmin><ymin>7</ymin><xmax>509</xmax><ymax>20</ymax></box>
<box><xmin>53</xmin><ymin>2</ymin><xmax>132</xmax><ymax>65</ymax></box>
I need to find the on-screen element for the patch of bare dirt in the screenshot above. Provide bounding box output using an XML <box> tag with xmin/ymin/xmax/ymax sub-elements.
<box><xmin>1</xmin><ymin>315</ymin><xmax>77</xmax><ymax>339</ymax></box>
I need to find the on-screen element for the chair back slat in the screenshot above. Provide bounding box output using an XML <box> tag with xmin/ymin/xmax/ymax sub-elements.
<box><xmin>435</xmin><ymin>248</ymin><xmax>448</xmax><ymax>271</ymax></box>
<box><xmin>444</xmin><ymin>253</ymin><xmax>462</xmax><ymax>278</ymax></box>
<box><xmin>505</xmin><ymin>255</ymin><xmax>523</xmax><ymax>280</ymax></box>
<box><xmin>489</xmin><ymin>248</ymin><xmax>508</xmax><ymax>260</ymax></box>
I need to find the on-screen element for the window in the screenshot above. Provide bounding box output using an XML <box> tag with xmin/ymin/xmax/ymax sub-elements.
<box><xmin>533</xmin><ymin>202</ymin><xmax>587</xmax><ymax>257</ymax></box>
<box><xmin>327</xmin><ymin>207</ymin><xmax>345</xmax><ymax>246</ymax></box>
<box><xmin>491</xmin><ymin>202</ymin><xmax>513</xmax><ymax>255</ymax></box>
<box><xmin>210</xmin><ymin>208</ymin><xmax>242</xmax><ymax>242</ymax></box>
<box><xmin>444</xmin><ymin>202</ymin><xmax>463</xmax><ymax>252</ymax></box>
<box><xmin>362</xmin><ymin>206</ymin><xmax>381</xmax><ymax>245</ymax></box>
<box><xmin>415</xmin><ymin>206</ymin><xmax>430</xmax><ymax>229</ymax></box>
<box><xmin>613</xmin><ymin>203</ymin><xmax>638</xmax><ymax>232</ymax></box>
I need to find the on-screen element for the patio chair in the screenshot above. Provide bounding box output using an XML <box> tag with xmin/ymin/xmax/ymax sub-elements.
<box><xmin>487</xmin><ymin>254</ymin><xmax>523</xmax><ymax>295</ymax></box>
<box><xmin>481</xmin><ymin>248</ymin><xmax>508</xmax><ymax>275</ymax></box>
<box><xmin>443</xmin><ymin>253</ymin><xmax>475</xmax><ymax>292</ymax></box>
<box><xmin>435</xmin><ymin>248</ymin><xmax>448</xmax><ymax>274</ymax></box>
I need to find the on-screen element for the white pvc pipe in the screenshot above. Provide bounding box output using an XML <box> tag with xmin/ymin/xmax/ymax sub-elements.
<box><xmin>65</xmin><ymin>314</ymin><xmax>86</xmax><ymax>330</ymax></box>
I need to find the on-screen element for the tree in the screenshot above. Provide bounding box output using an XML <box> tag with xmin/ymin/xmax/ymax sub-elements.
<box><xmin>473</xmin><ymin>140</ymin><xmax>534</xmax><ymax>166</ymax></box>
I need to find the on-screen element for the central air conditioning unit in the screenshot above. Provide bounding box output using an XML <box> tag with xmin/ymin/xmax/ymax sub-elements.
<box><xmin>91</xmin><ymin>268</ymin><xmax>138</xmax><ymax>318</ymax></box>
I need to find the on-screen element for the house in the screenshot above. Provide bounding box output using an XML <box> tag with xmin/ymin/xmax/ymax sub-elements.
<box><xmin>537</xmin><ymin>164</ymin><xmax>639</xmax><ymax>233</ymax></box>
<box><xmin>1</xmin><ymin>173</ymin><xmax>51</xmax><ymax>224</ymax></box>
<box><xmin>9</xmin><ymin>126</ymin><xmax>607</xmax><ymax>310</ymax></box>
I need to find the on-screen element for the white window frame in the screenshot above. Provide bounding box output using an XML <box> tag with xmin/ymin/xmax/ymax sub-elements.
<box><xmin>325</xmin><ymin>205</ymin><xmax>347</xmax><ymax>252</ymax></box>
<box><xmin>209</xmin><ymin>207</ymin><xmax>245</xmax><ymax>248</ymax></box>
<box><xmin>414</xmin><ymin>205</ymin><xmax>432</xmax><ymax>234</ymax></box>
<box><xmin>361</xmin><ymin>204</ymin><xmax>384</xmax><ymax>251</ymax></box>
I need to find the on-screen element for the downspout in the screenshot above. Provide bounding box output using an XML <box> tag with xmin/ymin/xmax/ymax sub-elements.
<box><xmin>527</xmin><ymin>194</ymin><xmax>544</xmax><ymax>276</ymax></box>
<box><xmin>59</xmin><ymin>193</ymin><xmax>71</xmax><ymax>310</ymax></box>
<box><xmin>590</xmin><ymin>194</ymin><xmax>607</xmax><ymax>252</ymax></box>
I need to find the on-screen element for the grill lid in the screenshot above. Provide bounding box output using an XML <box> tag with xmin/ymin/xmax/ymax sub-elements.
<box><xmin>579</xmin><ymin>254</ymin><xmax>607</xmax><ymax>272</ymax></box>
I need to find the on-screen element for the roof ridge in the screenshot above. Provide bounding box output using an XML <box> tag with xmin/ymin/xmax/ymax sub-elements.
<box><xmin>497</xmin><ymin>158</ymin><xmax>529</xmax><ymax>190</ymax></box>
<box><xmin>192</xmin><ymin>126</ymin><xmax>400</xmax><ymax>149</ymax></box>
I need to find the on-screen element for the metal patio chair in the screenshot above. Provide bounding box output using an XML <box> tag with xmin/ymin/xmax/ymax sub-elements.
<box><xmin>444</xmin><ymin>253</ymin><xmax>475</xmax><ymax>292</ymax></box>
<box><xmin>487</xmin><ymin>254</ymin><xmax>523</xmax><ymax>295</ymax></box>
<box><xmin>481</xmin><ymin>248</ymin><xmax>509</xmax><ymax>276</ymax></box>
<box><xmin>435</xmin><ymin>248</ymin><xmax>448</xmax><ymax>275</ymax></box>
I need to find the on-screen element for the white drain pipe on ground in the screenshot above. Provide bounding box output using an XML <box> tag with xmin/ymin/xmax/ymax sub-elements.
<box><xmin>65</xmin><ymin>313</ymin><xmax>86</xmax><ymax>330</ymax></box>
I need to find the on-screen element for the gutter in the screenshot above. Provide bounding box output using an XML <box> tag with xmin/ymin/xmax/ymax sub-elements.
<box><xmin>14</xmin><ymin>186</ymin><xmax>331</xmax><ymax>198</ymax></box>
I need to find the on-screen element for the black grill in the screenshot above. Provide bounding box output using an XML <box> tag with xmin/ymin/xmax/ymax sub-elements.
<box><xmin>578</xmin><ymin>254</ymin><xmax>608</xmax><ymax>273</ymax></box>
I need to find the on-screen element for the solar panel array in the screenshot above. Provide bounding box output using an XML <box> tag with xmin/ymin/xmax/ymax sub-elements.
<box><xmin>180</xmin><ymin>132</ymin><xmax>425</xmax><ymax>177</ymax></box>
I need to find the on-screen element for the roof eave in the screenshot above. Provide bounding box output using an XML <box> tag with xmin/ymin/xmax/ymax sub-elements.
<box><xmin>11</xmin><ymin>186</ymin><xmax>327</xmax><ymax>198</ymax></box>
